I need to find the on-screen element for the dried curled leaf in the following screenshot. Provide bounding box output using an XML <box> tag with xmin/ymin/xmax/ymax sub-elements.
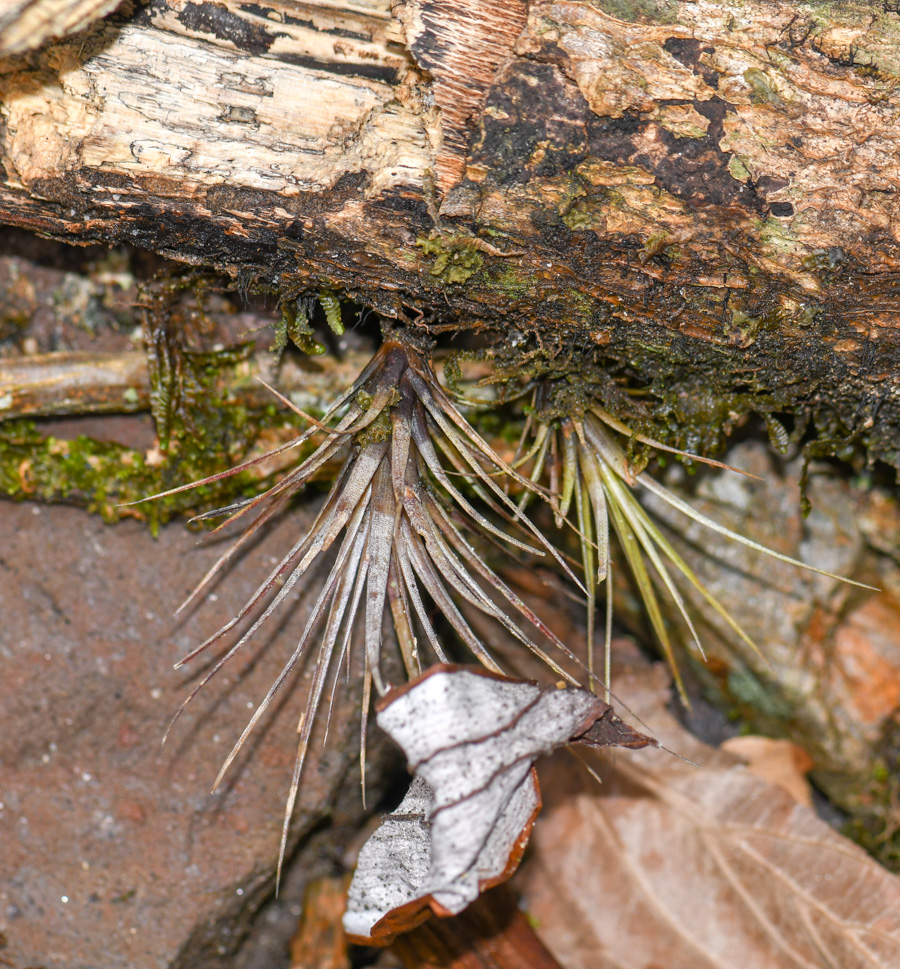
<box><xmin>343</xmin><ymin>665</ymin><xmax>655</xmax><ymax>945</ymax></box>
<box><xmin>518</xmin><ymin>651</ymin><xmax>900</xmax><ymax>969</ymax></box>
<box><xmin>344</xmin><ymin>772</ymin><xmax>540</xmax><ymax>946</ymax></box>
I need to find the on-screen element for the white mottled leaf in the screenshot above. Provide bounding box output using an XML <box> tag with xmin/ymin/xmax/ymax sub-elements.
<box><xmin>344</xmin><ymin>665</ymin><xmax>655</xmax><ymax>944</ymax></box>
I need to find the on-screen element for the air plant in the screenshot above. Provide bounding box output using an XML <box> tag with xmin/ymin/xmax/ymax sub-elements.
<box><xmin>512</xmin><ymin>380</ymin><xmax>872</xmax><ymax>703</ymax></box>
<box><xmin>136</xmin><ymin>333</ymin><xmax>585</xmax><ymax>885</ymax></box>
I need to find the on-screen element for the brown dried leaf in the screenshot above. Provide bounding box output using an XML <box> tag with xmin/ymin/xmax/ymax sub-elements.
<box><xmin>721</xmin><ymin>735</ymin><xmax>815</xmax><ymax>807</ymax></box>
<box><xmin>518</xmin><ymin>652</ymin><xmax>900</xmax><ymax>969</ymax></box>
<box><xmin>344</xmin><ymin>665</ymin><xmax>655</xmax><ymax>945</ymax></box>
<box><xmin>389</xmin><ymin>886</ymin><xmax>564</xmax><ymax>969</ymax></box>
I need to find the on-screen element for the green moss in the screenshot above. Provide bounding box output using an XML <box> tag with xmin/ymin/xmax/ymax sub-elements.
<box><xmin>491</xmin><ymin>264</ymin><xmax>532</xmax><ymax>301</ymax></box>
<box><xmin>0</xmin><ymin>306</ymin><xmax>322</xmax><ymax>529</ymax></box>
<box><xmin>591</xmin><ymin>0</ymin><xmax>677</xmax><ymax>24</ymax></box>
<box><xmin>354</xmin><ymin>387</ymin><xmax>400</xmax><ymax>446</ymax></box>
<box><xmin>417</xmin><ymin>232</ymin><xmax>484</xmax><ymax>285</ymax></box>
<box><xmin>643</xmin><ymin>231</ymin><xmax>670</xmax><ymax>258</ymax></box>
<box><xmin>0</xmin><ymin>422</ymin><xmax>143</xmax><ymax>523</ymax></box>
<box><xmin>558</xmin><ymin>181</ymin><xmax>618</xmax><ymax>233</ymax></box>
<box><xmin>564</xmin><ymin>288</ymin><xmax>598</xmax><ymax>328</ymax></box>
<box><xmin>274</xmin><ymin>298</ymin><xmax>326</xmax><ymax>358</ymax></box>
<box><xmin>727</xmin><ymin>156</ymin><xmax>752</xmax><ymax>183</ymax></box>
<box><xmin>319</xmin><ymin>290</ymin><xmax>345</xmax><ymax>335</ymax></box>
<box><xmin>0</xmin><ymin>405</ymin><xmax>316</xmax><ymax>531</ymax></box>
<box><xmin>562</xmin><ymin>197</ymin><xmax>605</xmax><ymax>231</ymax></box>
<box><xmin>0</xmin><ymin>402</ymin><xmax>323</xmax><ymax>530</ymax></box>
<box><xmin>743</xmin><ymin>67</ymin><xmax>788</xmax><ymax>109</ymax></box>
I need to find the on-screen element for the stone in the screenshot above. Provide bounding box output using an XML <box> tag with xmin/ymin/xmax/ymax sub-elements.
<box><xmin>0</xmin><ymin>499</ymin><xmax>370</xmax><ymax>969</ymax></box>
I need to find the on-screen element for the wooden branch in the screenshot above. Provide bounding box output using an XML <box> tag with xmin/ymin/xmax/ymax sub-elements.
<box><xmin>1</xmin><ymin>0</ymin><xmax>899</xmax><ymax>464</ymax></box>
<box><xmin>0</xmin><ymin>346</ymin><xmax>373</xmax><ymax>420</ymax></box>
<box><xmin>0</xmin><ymin>350</ymin><xmax>150</xmax><ymax>417</ymax></box>
<box><xmin>0</xmin><ymin>0</ymin><xmax>121</xmax><ymax>55</ymax></box>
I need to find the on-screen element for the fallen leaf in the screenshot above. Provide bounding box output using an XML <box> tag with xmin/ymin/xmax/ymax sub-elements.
<box><xmin>517</xmin><ymin>650</ymin><xmax>900</xmax><ymax>969</ymax></box>
<box><xmin>343</xmin><ymin>665</ymin><xmax>654</xmax><ymax>945</ymax></box>
<box><xmin>721</xmin><ymin>735</ymin><xmax>814</xmax><ymax>807</ymax></box>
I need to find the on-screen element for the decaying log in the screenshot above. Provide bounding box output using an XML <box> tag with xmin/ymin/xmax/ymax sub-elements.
<box><xmin>1</xmin><ymin>0</ymin><xmax>900</xmax><ymax>465</ymax></box>
<box><xmin>0</xmin><ymin>0</ymin><xmax>121</xmax><ymax>56</ymax></box>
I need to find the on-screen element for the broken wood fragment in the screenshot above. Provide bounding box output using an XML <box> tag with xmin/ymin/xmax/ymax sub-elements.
<box><xmin>0</xmin><ymin>350</ymin><xmax>150</xmax><ymax>419</ymax></box>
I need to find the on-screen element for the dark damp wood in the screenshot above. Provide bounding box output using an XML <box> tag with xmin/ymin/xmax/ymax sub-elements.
<box><xmin>1</xmin><ymin>0</ymin><xmax>900</xmax><ymax>466</ymax></box>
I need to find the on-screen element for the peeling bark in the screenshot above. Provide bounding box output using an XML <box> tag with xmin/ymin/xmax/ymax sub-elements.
<box><xmin>1</xmin><ymin>0</ymin><xmax>899</xmax><ymax>464</ymax></box>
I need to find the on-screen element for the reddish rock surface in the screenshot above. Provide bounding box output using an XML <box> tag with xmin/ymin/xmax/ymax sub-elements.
<box><xmin>0</xmin><ymin>499</ymin><xmax>370</xmax><ymax>969</ymax></box>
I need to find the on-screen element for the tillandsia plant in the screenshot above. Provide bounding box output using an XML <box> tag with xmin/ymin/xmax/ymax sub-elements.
<box><xmin>135</xmin><ymin>329</ymin><xmax>589</xmax><ymax>884</ymax></box>
<box><xmin>511</xmin><ymin>379</ymin><xmax>874</xmax><ymax>703</ymax></box>
<box><xmin>134</xmin><ymin>319</ymin><xmax>874</xmax><ymax>892</ymax></box>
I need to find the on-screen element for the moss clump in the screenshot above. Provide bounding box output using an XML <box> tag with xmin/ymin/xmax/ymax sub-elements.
<box><xmin>274</xmin><ymin>298</ymin><xmax>326</xmax><ymax>358</ymax></box>
<box><xmin>0</xmin><ymin>407</ymin><xmax>314</xmax><ymax>532</ymax></box>
<box><xmin>0</xmin><ymin>422</ymin><xmax>153</xmax><ymax>523</ymax></box>
<box><xmin>590</xmin><ymin>0</ymin><xmax>677</xmax><ymax>24</ymax></box>
<box><xmin>417</xmin><ymin>232</ymin><xmax>484</xmax><ymax>285</ymax></box>
<box><xmin>354</xmin><ymin>387</ymin><xmax>400</xmax><ymax>447</ymax></box>
<box><xmin>491</xmin><ymin>264</ymin><xmax>532</xmax><ymax>301</ymax></box>
<box><xmin>1</xmin><ymin>272</ymin><xmax>322</xmax><ymax>528</ymax></box>
<box><xmin>319</xmin><ymin>289</ymin><xmax>345</xmax><ymax>335</ymax></box>
<box><xmin>562</xmin><ymin>197</ymin><xmax>605</xmax><ymax>232</ymax></box>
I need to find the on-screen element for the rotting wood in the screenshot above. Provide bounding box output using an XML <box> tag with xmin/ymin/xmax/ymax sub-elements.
<box><xmin>0</xmin><ymin>0</ymin><xmax>121</xmax><ymax>55</ymax></box>
<box><xmin>1</xmin><ymin>0</ymin><xmax>899</xmax><ymax>466</ymax></box>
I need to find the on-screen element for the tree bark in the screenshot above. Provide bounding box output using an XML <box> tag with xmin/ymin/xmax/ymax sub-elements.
<box><xmin>1</xmin><ymin>0</ymin><xmax>899</xmax><ymax>465</ymax></box>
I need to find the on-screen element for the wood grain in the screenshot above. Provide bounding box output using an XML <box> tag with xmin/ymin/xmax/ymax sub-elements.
<box><xmin>1</xmin><ymin>0</ymin><xmax>900</xmax><ymax>466</ymax></box>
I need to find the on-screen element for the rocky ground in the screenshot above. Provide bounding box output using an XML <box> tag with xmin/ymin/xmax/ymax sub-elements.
<box><xmin>0</xmin><ymin>498</ymin><xmax>378</xmax><ymax>969</ymax></box>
